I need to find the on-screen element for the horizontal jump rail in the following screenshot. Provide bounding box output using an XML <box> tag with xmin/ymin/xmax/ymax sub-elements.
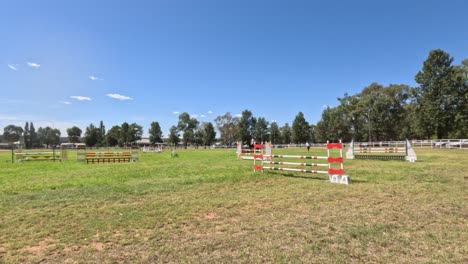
<box><xmin>263</xmin><ymin>166</ymin><xmax>329</xmax><ymax>174</ymax></box>
<box><xmin>262</xmin><ymin>167</ymin><xmax>344</xmax><ymax>175</ymax></box>
<box><xmin>355</xmin><ymin>155</ymin><xmax>405</xmax><ymax>160</ymax></box>
<box><xmin>86</xmin><ymin>154</ymin><xmax>131</xmax><ymax>157</ymax></box>
<box><xmin>327</xmin><ymin>142</ymin><xmax>342</xmax><ymax>149</ymax></box>
<box><xmin>358</xmin><ymin>149</ymin><xmax>400</xmax><ymax>153</ymax></box>
<box><xmin>17</xmin><ymin>155</ymin><xmax>60</xmax><ymax>158</ymax></box>
<box><xmin>86</xmin><ymin>152</ymin><xmax>131</xmax><ymax>155</ymax></box>
<box><xmin>86</xmin><ymin>157</ymin><xmax>132</xmax><ymax>163</ymax></box>
<box><xmin>17</xmin><ymin>157</ymin><xmax>60</xmax><ymax>161</ymax></box>
<box><xmin>15</xmin><ymin>152</ymin><xmax>57</xmax><ymax>155</ymax></box>
<box><xmin>264</xmin><ymin>161</ymin><xmax>328</xmax><ymax>167</ymax></box>
<box><xmin>263</xmin><ymin>154</ymin><xmax>328</xmax><ymax>159</ymax></box>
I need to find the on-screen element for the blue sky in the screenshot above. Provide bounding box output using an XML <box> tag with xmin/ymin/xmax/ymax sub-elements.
<box><xmin>1</xmin><ymin>0</ymin><xmax>467</xmax><ymax>137</ymax></box>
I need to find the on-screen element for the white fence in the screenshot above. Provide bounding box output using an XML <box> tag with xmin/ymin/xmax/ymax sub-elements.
<box><xmin>348</xmin><ymin>139</ymin><xmax>468</xmax><ymax>149</ymax></box>
<box><xmin>410</xmin><ymin>139</ymin><xmax>468</xmax><ymax>149</ymax></box>
<box><xmin>272</xmin><ymin>139</ymin><xmax>468</xmax><ymax>150</ymax></box>
<box><xmin>99</xmin><ymin>140</ymin><xmax>467</xmax><ymax>150</ymax></box>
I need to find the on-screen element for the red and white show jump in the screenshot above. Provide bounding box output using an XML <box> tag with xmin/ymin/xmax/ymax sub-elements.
<box><xmin>236</xmin><ymin>142</ymin><xmax>263</xmax><ymax>158</ymax></box>
<box><xmin>251</xmin><ymin>141</ymin><xmax>350</xmax><ymax>185</ymax></box>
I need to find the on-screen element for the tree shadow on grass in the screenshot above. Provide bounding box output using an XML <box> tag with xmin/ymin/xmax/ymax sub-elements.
<box><xmin>264</xmin><ymin>172</ymin><xmax>325</xmax><ymax>181</ymax></box>
<box><xmin>266</xmin><ymin>172</ymin><xmax>367</xmax><ymax>184</ymax></box>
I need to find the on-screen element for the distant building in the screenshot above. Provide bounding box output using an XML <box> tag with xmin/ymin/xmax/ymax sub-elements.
<box><xmin>0</xmin><ymin>143</ymin><xmax>11</xmax><ymax>149</ymax></box>
<box><xmin>136</xmin><ymin>137</ymin><xmax>151</xmax><ymax>146</ymax></box>
<box><xmin>136</xmin><ymin>137</ymin><xmax>168</xmax><ymax>147</ymax></box>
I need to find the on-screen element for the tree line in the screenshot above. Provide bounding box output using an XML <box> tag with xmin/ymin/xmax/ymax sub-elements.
<box><xmin>213</xmin><ymin>110</ymin><xmax>310</xmax><ymax>146</ymax></box>
<box><xmin>2</xmin><ymin>49</ymin><xmax>466</xmax><ymax>147</ymax></box>
<box><xmin>0</xmin><ymin>117</ymin><xmax>217</xmax><ymax>149</ymax></box>
<box><xmin>2</xmin><ymin>122</ymin><xmax>61</xmax><ymax>148</ymax></box>
<box><xmin>204</xmin><ymin>49</ymin><xmax>468</xmax><ymax>145</ymax></box>
<box><xmin>315</xmin><ymin>49</ymin><xmax>467</xmax><ymax>141</ymax></box>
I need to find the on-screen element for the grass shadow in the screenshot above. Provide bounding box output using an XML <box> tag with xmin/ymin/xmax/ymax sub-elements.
<box><xmin>265</xmin><ymin>172</ymin><xmax>327</xmax><ymax>181</ymax></box>
<box><xmin>266</xmin><ymin>171</ymin><xmax>368</xmax><ymax>184</ymax></box>
<box><xmin>346</xmin><ymin>178</ymin><xmax>367</xmax><ymax>184</ymax></box>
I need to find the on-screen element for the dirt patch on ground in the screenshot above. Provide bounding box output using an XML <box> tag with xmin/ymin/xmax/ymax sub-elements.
<box><xmin>91</xmin><ymin>242</ymin><xmax>104</xmax><ymax>251</ymax></box>
<box><xmin>205</xmin><ymin>212</ymin><xmax>218</xmax><ymax>220</ymax></box>
<box><xmin>24</xmin><ymin>239</ymin><xmax>56</xmax><ymax>257</ymax></box>
<box><xmin>0</xmin><ymin>246</ymin><xmax>7</xmax><ymax>255</ymax></box>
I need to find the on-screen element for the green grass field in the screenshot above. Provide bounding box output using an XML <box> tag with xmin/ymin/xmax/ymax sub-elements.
<box><xmin>0</xmin><ymin>147</ymin><xmax>467</xmax><ymax>263</ymax></box>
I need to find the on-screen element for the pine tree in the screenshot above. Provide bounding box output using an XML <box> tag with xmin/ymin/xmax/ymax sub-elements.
<box><xmin>29</xmin><ymin>122</ymin><xmax>38</xmax><ymax>148</ymax></box>
<box><xmin>24</xmin><ymin>122</ymin><xmax>30</xmax><ymax>148</ymax></box>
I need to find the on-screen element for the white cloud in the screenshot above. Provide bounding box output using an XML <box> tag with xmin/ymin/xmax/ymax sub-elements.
<box><xmin>173</xmin><ymin>111</ymin><xmax>179</xmax><ymax>115</ymax></box>
<box><xmin>70</xmin><ymin>96</ymin><xmax>91</xmax><ymax>101</ymax></box>
<box><xmin>59</xmin><ymin>101</ymin><xmax>72</xmax><ymax>105</ymax></box>
<box><xmin>106</xmin><ymin>93</ymin><xmax>133</xmax><ymax>100</ymax></box>
<box><xmin>200</xmin><ymin>114</ymin><xmax>206</xmax><ymax>118</ymax></box>
<box><xmin>89</xmin><ymin>76</ymin><xmax>103</xmax><ymax>81</ymax></box>
<box><xmin>27</xmin><ymin>62</ymin><xmax>41</xmax><ymax>68</ymax></box>
<box><xmin>191</xmin><ymin>114</ymin><xmax>199</xmax><ymax>118</ymax></box>
<box><xmin>207</xmin><ymin>110</ymin><xmax>213</xmax><ymax>114</ymax></box>
<box><xmin>8</xmin><ymin>64</ymin><xmax>18</xmax><ymax>71</ymax></box>
<box><xmin>322</xmin><ymin>104</ymin><xmax>328</xmax><ymax>109</ymax></box>
<box><xmin>235</xmin><ymin>113</ymin><xmax>242</xmax><ymax>118</ymax></box>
